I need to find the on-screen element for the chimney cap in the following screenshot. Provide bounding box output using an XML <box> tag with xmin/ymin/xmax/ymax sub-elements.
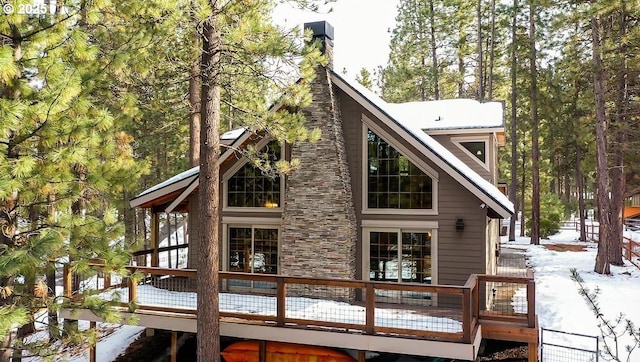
<box><xmin>304</xmin><ymin>21</ymin><xmax>334</xmax><ymax>41</ymax></box>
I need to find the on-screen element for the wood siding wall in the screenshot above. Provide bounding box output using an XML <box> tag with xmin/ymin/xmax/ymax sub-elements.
<box><xmin>335</xmin><ymin>88</ymin><xmax>489</xmax><ymax>286</ymax></box>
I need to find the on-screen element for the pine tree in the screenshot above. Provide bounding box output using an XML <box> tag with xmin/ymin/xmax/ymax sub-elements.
<box><xmin>194</xmin><ymin>1</ymin><xmax>325</xmax><ymax>360</ymax></box>
<box><xmin>0</xmin><ymin>1</ymin><xmax>151</xmax><ymax>359</ymax></box>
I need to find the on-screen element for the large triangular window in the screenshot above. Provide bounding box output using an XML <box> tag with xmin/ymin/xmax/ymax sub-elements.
<box><xmin>367</xmin><ymin>130</ymin><xmax>433</xmax><ymax>209</ymax></box>
<box><xmin>227</xmin><ymin>141</ymin><xmax>281</xmax><ymax>208</ymax></box>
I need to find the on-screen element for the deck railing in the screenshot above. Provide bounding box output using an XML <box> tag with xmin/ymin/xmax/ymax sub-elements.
<box><xmin>571</xmin><ymin>219</ymin><xmax>640</xmax><ymax>270</ymax></box>
<box><xmin>62</xmin><ymin>264</ymin><xmax>536</xmax><ymax>344</ymax></box>
<box><xmin>623</xmin><ymin>237</ymin><xmax>640</xmax><ymax>269</ymax></box>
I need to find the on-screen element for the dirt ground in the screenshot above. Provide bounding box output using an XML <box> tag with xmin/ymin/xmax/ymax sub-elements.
<box><xmin>543</xmin><ymin>243</ymin><xmax>589</xmax><ymax>252</ymax></box>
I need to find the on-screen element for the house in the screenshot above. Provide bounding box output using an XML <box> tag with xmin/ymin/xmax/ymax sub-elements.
<box><xmin>66</xmin><ymin>22</ymin><xmax>538</xmax><ymax>362</ymax></box>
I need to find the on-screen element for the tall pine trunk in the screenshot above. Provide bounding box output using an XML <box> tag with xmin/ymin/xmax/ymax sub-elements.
<box><xmin>529</xmin><ymin>0</ymin><xmax>541</xmax><ymax>245</ymax></box>
<box><xmin>508</xmin><ymin>0</ymin><xmax>519</xmax><ymax>241</ymax></box>
<box><xmin>592</xmin><ymin>14</ymin><xmax>611</xmax><ymax>275</ymax></box>
<box><xmin>576</xmin><ymin>147</ymin><xmax>587</xmax><ymax>242</ymax></box>
<box><xmin>197</xmin><ymin>1</ymin><xmax>222</xmax><ymax>360</ymax></box>
<box><xmin>476</xmin><ymin>0</ymin><xmax>484</xmax><ymax>101</ymax></box>
<box><xmin>188</xmin><ymin>14</ymin><xmax>202</xmax><ymax>269</ymax></box>
<box><xmin>488</xmin><ymin>0</ymin><xmax>496</xmax><ymax>100</ymax></box>
<box><xmin>428</xmin><ymin>0</ymin><xmax>440</xmax><ymax>100</ymax></box>
<box><xmin>608</xmin><ymin>5</ymin><xmax>628</xmax><ymax>266</ymax></box>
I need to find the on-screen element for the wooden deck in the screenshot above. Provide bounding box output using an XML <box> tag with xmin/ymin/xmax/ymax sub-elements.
<box><xmin>61</xmin><ymin>264</ymin><xmax>539</xmax><ymax>361</ymax></box>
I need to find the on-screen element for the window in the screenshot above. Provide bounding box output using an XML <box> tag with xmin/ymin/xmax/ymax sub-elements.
<box><xmin>367</xmin><ymin>130</ymin><xmax>433</xmax><ymax>209</ymax></box>
<box><xmin>228</xmin><ymin>226</ymin><xmax>278</xmax><ymax>274</ymax></box>
<box><xmin>227</xmin><ymin>141</ymin><xmax>281</xmax><ymax>208</ymax></box>
<box><xmin>453</xmin><ymin>137</ymin><xmax>490</xmax><ymax>170</ymax></box>
<box><xmin>460</xmin><ymin>141</ymin><xmax>486</xmax><ymax>163</ymax></box>
<box><xmin>369</xmin><ymin>230</ymin><xmax>432</xmax><ymax>284</ymax></box>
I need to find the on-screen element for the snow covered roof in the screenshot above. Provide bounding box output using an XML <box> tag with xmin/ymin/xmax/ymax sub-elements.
<box><xmin>131</xmin><ymin>73</ymin><xmax>513</xmax><ymax>218</ymax></box>
<box><xmin>330</xmin><ymin>71</ymin><xmax>514</xmax><ymax>218</ymax></box>
<box><xmin>385</xmin><ymin>99</ymin><xmax>504</xmax><ymax>131</ymax></box>
<box><xmin>222</xmin><ymin>127</ymin><xmax>246</xmax><ymax>140</ymax></box>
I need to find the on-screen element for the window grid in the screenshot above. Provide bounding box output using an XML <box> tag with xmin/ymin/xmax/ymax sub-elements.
<box><xmin>228</xmin><ymin>227</ymin><xmax>278</xmax><ymax>275</ymax></box>
<box><xmin>367</xmin><ymin>130</ymin><xmax>432</xmax><ymax>209</ymax></box>
<box><xmin>227</xmin><ymin>141</ymin><xmax>281</xmax><ymax>208</ymax></box>
<box><xmin>369</xmin><ymin>231</ymin><xmax>432</xmax><ymax>285</ymax></box>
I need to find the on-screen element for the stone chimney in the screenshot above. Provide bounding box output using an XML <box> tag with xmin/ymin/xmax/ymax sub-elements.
<box><xmin>280</xmin><ymin>22</ymin><xmax>358</xmax><ymax>293</ymax></box>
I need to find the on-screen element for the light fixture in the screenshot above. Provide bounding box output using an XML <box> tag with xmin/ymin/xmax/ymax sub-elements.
<box><xmin>455</xmin><ymin>219</ymin><xmax>465</xmax><ymax>232</ymax></box>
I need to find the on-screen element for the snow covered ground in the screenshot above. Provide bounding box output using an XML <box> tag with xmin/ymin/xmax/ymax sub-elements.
<box><xmin>27</xmin><ymin>224</ymin><xmax>640</xmax><ymax>361</ymax></box>
<box><xmin>503</xmin><ymin>223</ymin><xmax>640</xmax><ymax>361</ymax></box>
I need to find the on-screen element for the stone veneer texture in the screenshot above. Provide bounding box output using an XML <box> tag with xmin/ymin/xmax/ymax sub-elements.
<box><xmin>280</xmin><ymin>62</ymin><xmax>358</xmax><ymax>286</ymax></box>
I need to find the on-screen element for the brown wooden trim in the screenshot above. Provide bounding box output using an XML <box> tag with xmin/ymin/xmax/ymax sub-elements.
<box><xmin>365</xmin><ymin>284</ymin><xmax>375</xmax><ymax>334</ymax></box>
<box><xmin>89</xmin><ymin>321</ymin><xmax>96</xmax><ymax>362</ymax></box>
<box><xmin>132</xmin><ymin>244</ymin><xmax>189</xmax><ymax>257</ymax></box>
<box><xmin>221</xmin><ymin>311</ymin><xmax>275</xmax><ymax>322</ymax></box>
<box><xmin>151</xmin><ymin>213</ymin><xmax>159</xmax><ymax>267</ymax></box>
<box><xmin>375</xmin><ymin>326</ymin><xmax>465</xmax><ymax>342</ymax></box>
<box><xmin>276</xmin><ymin>277</ymin><xmax>285</xmax><ymax>327</ymax></box>
<box><xmin>171</xmin><ymin>331</ymin><xmax>177</xmax><ymax>362</ymax></box>
<box><xmin>66</xmin><ymin>263</ymin><xmax>538</xmax><ymax>348</ymax></box>
<box><xmin>283</xmin><ymin>318</ymin><xmax>365</xmax><ymax>332</ymax></box>
<box><xmin>462</xmin><ymin>288</ymin><xmax>471</xmax><ymax>343</ymax></box>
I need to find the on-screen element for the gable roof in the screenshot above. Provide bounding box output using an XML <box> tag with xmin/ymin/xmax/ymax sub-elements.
<box><xmin>330</xmin><ymin>71</ymin><xmax>513</xmax><ymax>218</ymax></box>
<box><xmin>131</xmin><ymin>72</ymin><xmax>514</xmax><ymax>218</ymax></box>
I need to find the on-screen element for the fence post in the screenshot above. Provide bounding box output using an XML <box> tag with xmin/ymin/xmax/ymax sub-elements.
<box><xmin>462</xmin><ymin>288</ymin><xmax>471</xmax><ymax>343</ymax></box>
<box><xmin>276</xmin><ymin>277</ymin><xmax>285</xmax><ymax>327</ymax></box>
<box><xmin>365</xmin><ymin>283</ymin><xmax>375</xmax><ymax>335</ymax></box>
<box><xmin>128</xmin><ymin>271</ymin><xmax>138</xmax><ymax>312</ymax></box>
<box><xmin>526</xmin><ymin>273</ymin><xmax>536</xmax><ymax>328</ymax></box>
<box><xmin>63</xmin><ymin>264</ymin><xmax>72</xmax><ymax>299</ymax></box>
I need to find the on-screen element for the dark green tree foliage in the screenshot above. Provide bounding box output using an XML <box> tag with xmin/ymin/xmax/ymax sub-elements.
<box><xmin>0</xmin><ymin>1</ymin><xmax>151</xmax><ymax>358</ymax></box>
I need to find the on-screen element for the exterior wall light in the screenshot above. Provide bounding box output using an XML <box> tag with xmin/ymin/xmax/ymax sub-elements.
<box><xmin>455</xmin><ymin>219</ymin><xmax>465</xmax><ymax>231</ymax></box>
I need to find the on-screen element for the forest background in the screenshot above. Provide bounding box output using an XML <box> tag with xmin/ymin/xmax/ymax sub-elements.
<box><xmin>0</xmin><ymin>0</ymin><xmax>638</xmax><ymax>360</ymax></box>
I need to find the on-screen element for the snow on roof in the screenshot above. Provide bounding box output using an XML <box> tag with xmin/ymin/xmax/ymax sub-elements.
<box><xmin>222</xmin><ymin>127</ymin><xmax>246</xmax><ymax>140</ymax></box>
<box><xmin>385</xmin><ymin>99</ymin><xmax>504</xmax><ymax>131</ymax></box>
<box><xmin>331</xmin><ymin>71</ymin><xmax>513</xmax><ymax>216</ymax></box>
<box><xmin>135</xmin><ymin>166</ymin><xmax>199</xmax><ymax>198</ymax></box>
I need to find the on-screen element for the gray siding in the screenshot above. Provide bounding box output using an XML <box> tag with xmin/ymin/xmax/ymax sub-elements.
<box><xmin>336</xmin><ymin>88</ymin><xmax>490</xmax><ymax>286</ymax></box>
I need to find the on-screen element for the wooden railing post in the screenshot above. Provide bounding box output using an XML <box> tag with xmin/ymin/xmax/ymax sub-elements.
<box><xmin>89</xmin><ymin>321</ymin><xmax>97</xmax><ymax>362</ymax></box>
<box><xmin>365</xmin><ymin>283</ymin><xmax>375</xmax><ymax>335</ymax></box>
<box><xmin>526</xmin><ymin>270</ymin><xmax>536</xmax><ymax>328</ymax></box>
<box><xmin>150</xmin><ymin>212</ymin><xmax>160</xmax><ymax>267</ymax></box>
<box><xmin>63</xmin><ymin>264</ymin><xmax>72</xmax><ymax>299</ymax></box>
<box><xmin>276</xmin><ymin>277</ymin><xmax>285</xmax><ymax>327</ymax></box>
<box><xmin>462</xmin><ymin>288</ymin><xmax>471</xmax><ymax>343</ymax></box>
<box><xmin>104</xmin><ymin>271</ymin><xmax>111</xmax><ymax>289</ymax></box>
<box><xmin>128</xmin><ymin>271</ymin><xmax>138</xmax><ymax>312</ymax></box>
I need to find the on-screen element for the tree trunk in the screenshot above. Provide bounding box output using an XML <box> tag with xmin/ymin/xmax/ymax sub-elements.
<box><xmin>476</xmin><ymin>0</ymin><xmax>484</xmax><ymax>101</ymax></box>
<box><xmin>188</xmin><ymin>15</ymin><xmax>202</xmax><ymax>269</ymax></box>
<box><xmin>197</xmin><ymin>2</ymin><xmax>222</xmax><ymax>360</ymax></box>
<box><xmin>608</xmin><ymin>5</ymin><xmax>628</xmax><ymax>266</ymax></box>
<box><xmin>428</xmin><ymin>0</ymin><xmax>439</xmax><ymax>100</ymax></box>
<box><xmin>576</xmin><ymin>149</ymin><xmax>587</xmax><ymax>242</ymax></box>
<box><xmin>529</xmin><ymin>0</ymin><xmax>540</xmax><ymax>245</ymax></box>
<box><xmin>487</xmin><ymin>0</ymin><xmax>496</xmax><ymax>100</ymax></box>
<box><xmin>508</xmin><ymin>0</ymin><xmax>519</xmax><ymax>242</ymax></box>
<box><xmin>592</xmin><ymin>14</ymin><xmax>611</xmax><ymax>275</ymax></box>
<box><xmin>520</xmin><ymin>147</ymin><xmax>526</xmax><ymax>237</ymax></box>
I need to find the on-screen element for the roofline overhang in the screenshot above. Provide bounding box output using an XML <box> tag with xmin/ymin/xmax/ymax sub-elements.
<box><xmin>331</xmin><ymin>71</ymin><xmax>513</xmax><ymax>219</ymax></box>
<box><xmin>425</xmin><ymin>127</ymin><xmax>505</xmax><ymax>135</ymax></box>
<box><xmin>130</xmin><ymin>172</ymin><xmax>199</xmax><ymax>209</ymax></box>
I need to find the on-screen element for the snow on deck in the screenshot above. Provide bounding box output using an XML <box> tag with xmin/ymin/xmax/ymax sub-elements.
<box><xmin>102</xmin><ymin>284</ymin><xmax>463</xmax><ymax>334</ymax></box>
